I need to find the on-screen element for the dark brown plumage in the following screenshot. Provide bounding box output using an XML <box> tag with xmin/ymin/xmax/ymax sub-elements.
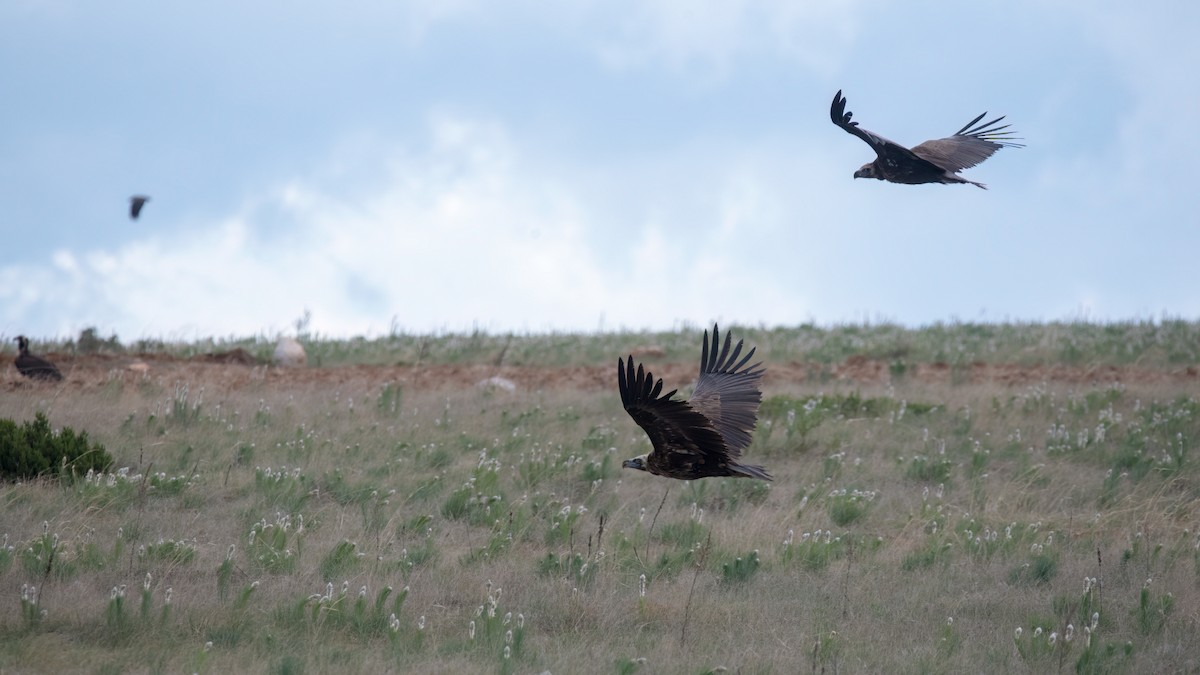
<box><xmin>129</xmin><ymin>195</ymin><xmax>150</xmax><ymax>220</ymax></box>
<box><xmin>618</xmin><ymin>325</ymin><xmax>771</xmax><ymax>481</ymax></box>
<box><xmin>830</xmin><ymin>90</ymin><xmax>1023</xmax><ymax>189</ymax></box>
<box><xmin>14</xmin><ymin>336</ymin><xmax>63</xmax><ymax>382</ymax></box>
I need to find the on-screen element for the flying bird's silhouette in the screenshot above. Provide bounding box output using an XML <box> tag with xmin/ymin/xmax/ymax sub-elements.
<box><xmin>129</xmin><ymin>195</ymin><xmax>150</xmax><ymax>220</ymax></box>
<box><xmin>830</xmin><ymin>90</ymin><xmax>1023</xmax><ymax>189</ymax></box>
<box><xmin>13</xmin><ymin>336</ymin><xmax>63</xmax><ymax>382</ymax></box>
<box><xmin>618</xmin><ymin>325</ymin><xmax>771</xmax><ymax>481</ymax></box>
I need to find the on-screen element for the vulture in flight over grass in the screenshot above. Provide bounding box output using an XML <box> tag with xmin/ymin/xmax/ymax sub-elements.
<box><xmin>14</xmin><ymin>336</ymin><xmax>63</xmax><ymax>382</ymax></box>
<box><xmin>129</xmin><ymin>195</ymin><xmax>150</xmax><ymax>220</ymax></box>
<box><xmin>618</xmin><ymin>325</ymin><xmax>771</xmax><ymax>481</ymax></box>
<box><xmin>830</xmin><ymin>90</ymin><xmax>1023</xmax><ymax>189</ymax></box>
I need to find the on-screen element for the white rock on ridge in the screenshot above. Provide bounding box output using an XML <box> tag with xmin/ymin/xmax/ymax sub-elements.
<box><xmin>273</xmin><ymin>338</ymin><xmax>307</xmax><ymax>367</ymax></box>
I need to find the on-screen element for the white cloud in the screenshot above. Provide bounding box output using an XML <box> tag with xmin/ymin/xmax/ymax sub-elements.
<box><xmin>1038</xmin><ymin>2</ymin><xmax>1200</xmax><ymax>196</ymax></box>
<box><xmin>368</xmin><ymin>0</ymin><xmax>863</xmax><ymax>79</ymax></box>
<box><xmin>589</xmin><ymin>0</ymin><xmax>861</xmax><ymax>78</ymax></box>
<box><xmin>0</xmin><ymin>114</ymin><xmax>812</xmax><ymax>339</ymax></box>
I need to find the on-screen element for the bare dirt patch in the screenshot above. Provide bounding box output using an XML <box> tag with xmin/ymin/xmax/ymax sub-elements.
<box><xmin>5</xmin><ymin>351</ymin><xmax>1196</xmax><ymax>397</ymax></box>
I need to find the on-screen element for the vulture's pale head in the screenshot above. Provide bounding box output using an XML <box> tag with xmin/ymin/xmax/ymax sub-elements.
<box><xmin>854</xmin><ymin>164</ymin><xmax>878</xmax><ymax>180</ymax></box>
<box><xmin>622</xmin><ymin>455</ymin><xmax>649</xmax><ymax>472</ymax></box>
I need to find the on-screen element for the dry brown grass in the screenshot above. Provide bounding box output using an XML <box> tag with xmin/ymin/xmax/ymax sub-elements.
<box><xmin>1</xmin><ymin>350</ymin><xmax>1199</xmax><ymax>673</ymax></box>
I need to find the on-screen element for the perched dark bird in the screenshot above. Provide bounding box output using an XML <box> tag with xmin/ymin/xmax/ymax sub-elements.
<box><xmin>13</xmin><ymin>336</ymin><xmax>63</xmax><ymax>382</ymax></box>
<box><xmin>129</xmin><ymin>195</ymin><xmax>150</xmax><ymax>220</ymax></box>
<box><xmin>830</xmin><ymin>90</ymin><xmax>1023</xmax><ymax>189</ymax></box>
<box><xmin>618</xmin><ymin>325</ymin><xmax>771</xmax><ymax>481</ymax></box>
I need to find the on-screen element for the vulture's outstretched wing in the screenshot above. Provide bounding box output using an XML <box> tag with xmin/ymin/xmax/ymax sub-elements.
<box><xmin>911</xmin><ymin>113</ymin><xmax>1025</xmax><ymax>173</ymax></box>
<box><xmin>830</xmin><ymin>90</ymin><xmax>924</xmax><ymax>163</ymax></box>
<box><xmin>619</xmin><ymin>356</ymin><xmax>732</xmax><ymax>475</ymax></box>
<box><xmin>688</xmin><ymin>326</ymin><xmax>763</xmax><ymax>458</ymax></box>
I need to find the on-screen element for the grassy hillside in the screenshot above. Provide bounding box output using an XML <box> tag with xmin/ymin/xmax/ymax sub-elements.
<box><xmin>1</xmin><ymin>323</ymin><xmax>1198</xmax><ymax>673</ymax></box>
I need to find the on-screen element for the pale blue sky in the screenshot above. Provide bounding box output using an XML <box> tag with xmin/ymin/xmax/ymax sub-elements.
<box><xmin>2</xmin><ymin>1</ymin><xmax>1197</xmax><ymax>339</ymax></box>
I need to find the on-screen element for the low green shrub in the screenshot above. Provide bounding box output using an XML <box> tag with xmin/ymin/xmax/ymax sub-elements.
<box><xmin>0</xmin><ymin>412</ymin><xmax>113</xmax><ymax>480</ymax></box>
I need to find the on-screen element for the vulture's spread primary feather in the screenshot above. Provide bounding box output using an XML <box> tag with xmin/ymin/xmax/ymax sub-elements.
<box><xmin>14</xmin><ymin>336</ymin><xmax>63</xmax><ymax>382</ymax></box>
<box><xmin>618</xmin><ymin>325</ymin><xmax>771</xmax><ymax>481</ymax></box>
<box><xmin>830</xmin><ymin>90</ymin><xmax>1023</xmax><ymax>189</ymax></box>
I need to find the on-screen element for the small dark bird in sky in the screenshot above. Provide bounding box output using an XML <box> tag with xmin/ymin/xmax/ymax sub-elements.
<box><xmin>129</xmin><ymin>195</ymin><xmax>150</xmax><ymax>220</ymax></box>
<box><xmin>618</xmin><ymin>324</ymin><xmax>771</xmax><ymax>481</ymax></box>
<box><xmin>13</xmin><ymin>336</ymin><xmax>63</xmax><ymax>382</ymax></box>
<box><xmin>830</xmin><ymin>90</ymin><xmax>1023</xmax><ymax>189</ymax></box>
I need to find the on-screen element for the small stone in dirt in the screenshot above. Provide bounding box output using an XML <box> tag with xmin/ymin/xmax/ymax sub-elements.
<box><xmin>477</xmin><ymin>376</ymin><xmax>516</xmax><ymax>392</ymax></box>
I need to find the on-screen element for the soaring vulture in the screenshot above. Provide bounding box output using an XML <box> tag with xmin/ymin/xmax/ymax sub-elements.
<box><xmin>129</xmin><ymin>195</ymin><xmax>150</xmax><ymax>220</ymax></box>
<box><xmin>14</xmin><ymin>336</ymin><xmax>63</xmax><ymax>382</ymax></box>
<box><xmin>618</xmin><ymin>325</ymin><xmax>771</xmax><ymax>481</ymax></box>
<box><xmin>830</xmin><ymin>90</ymin><xmax>1023</xmax><ymax>189</ymax></box>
